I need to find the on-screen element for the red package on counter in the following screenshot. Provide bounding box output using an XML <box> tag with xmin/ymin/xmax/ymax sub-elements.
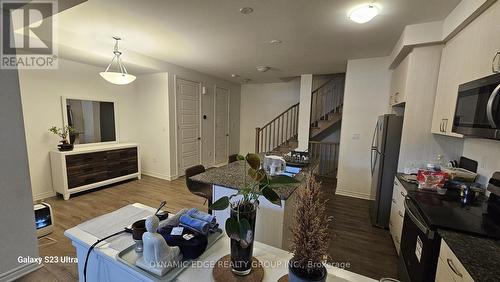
<box><xmin>417</xmin><ymin>169</ymin><xmax>448</xmax><ymax>190</ymax></box>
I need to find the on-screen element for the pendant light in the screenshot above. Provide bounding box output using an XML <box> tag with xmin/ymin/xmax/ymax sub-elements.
<box><xmin>99</xmin><ymin>36</ymin><xmax>136</xmax><ymax>85</ymax></box>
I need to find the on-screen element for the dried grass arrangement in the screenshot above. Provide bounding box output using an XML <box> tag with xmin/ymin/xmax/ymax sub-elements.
<box><xmin>289</xmin><ymin>174</ymin><xmax>333</xmax><ymax>279</ymax></box>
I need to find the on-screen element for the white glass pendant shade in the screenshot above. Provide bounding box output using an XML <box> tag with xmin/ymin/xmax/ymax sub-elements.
<box><xmin>99</xmin><ymin>72</ymin><xmax>136</xmax><ymax>85</ymax></box>
<box><xmin>100</xmin><ymin>36</ymin><xmax>136</xmax><ymax>85</ymax></box>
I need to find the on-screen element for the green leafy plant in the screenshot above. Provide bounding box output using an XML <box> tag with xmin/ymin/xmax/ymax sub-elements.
<box><xmin>209</xmin><ymin>153</ymin><xmax>299</xmax><ymax>246</ymax></box>
<box><xmin>49</xmin><ymin>125</ymin><xmax>75</xmax><ymax>142</ymax></box>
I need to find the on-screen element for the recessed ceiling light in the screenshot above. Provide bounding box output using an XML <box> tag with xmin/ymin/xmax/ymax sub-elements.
<box><xmin>256</xmin><ymin>66</ymin><xmax>271</xmax><ymax>72</ymax></box>
<box><xmin>349</xmin><ymin>4</ymin><xmax>380</xmax><ymax>24</ymax></box>
<box><xmin>269</xmin><ymin>39</ymin><xmax>282</xmax><ymax>45</ymax></box>
<box><xmin>231</xmin><ymin>74</ymin><xmax>240</xmax><ymax>78</ymax></box>
<box><xmin>243</xmin><ymin>78</ymin><xmax>252</xmax><ymax>83</ymax></box>
<box><xmin>240</xmin><ymin>7</ymin><xmax>254</xmax><ymax>14</ymax></box>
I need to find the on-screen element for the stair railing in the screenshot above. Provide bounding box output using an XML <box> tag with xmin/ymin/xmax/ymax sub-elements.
<box><xmin>255</xmin><ymin>103</ymin><xmax>299</xmax><ymax>153</ymax></box>
<box><xmin>309</xmin><ymin>141</ymin><xmax>340</xmax><ymax>177</ymax></box>
<box><xmin>310</xmin><ymin>75</ymin><xmax>345</xmax><ymax>127</ymax></box>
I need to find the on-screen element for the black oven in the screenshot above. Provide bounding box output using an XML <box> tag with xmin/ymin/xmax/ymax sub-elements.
<box><xmin>398</xmin><ymin>197</ymin><xmax>440</xmax><ymax>282</ymax></box>
<box><xmin>453</xmin><ymin>73</ymin><xmax>500</xmax><ymax>139</ymax></box>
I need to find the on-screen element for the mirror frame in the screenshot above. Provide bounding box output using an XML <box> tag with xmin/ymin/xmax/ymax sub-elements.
<box><xmin>61</xmin><ymin>96</ymin><xmax>119</xmax><ymax>147</ymax></box>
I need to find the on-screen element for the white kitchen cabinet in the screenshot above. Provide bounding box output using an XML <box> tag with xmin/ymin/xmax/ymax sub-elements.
<box><xmin>436</xmin><ymin>240</ymin><xmax>475</xmax><ymax>282</ymax></box>
<box><xmin>389</xmin><ymin>177</ymin><xmax>407</xmax><ymax>254</ymax></box>
<box><xmin>389</xmin><ymin>54</ymin><xmax>410</xmax><ymax>106</ymax></box>
<box><xmin>430</xmin><ymin>44</ymin><xmax>463</xmax><ymax>138</ymax></box>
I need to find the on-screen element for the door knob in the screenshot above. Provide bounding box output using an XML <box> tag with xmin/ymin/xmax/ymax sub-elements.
<box><xmin>197</xmin><ymin>137</ymin><xmax>201</xmax><ymax>140</ymax></box>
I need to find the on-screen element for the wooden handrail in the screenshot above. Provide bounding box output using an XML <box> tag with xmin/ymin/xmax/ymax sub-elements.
<box><xmin>259</xmin><ymin>103</ymin><xmax>299</xmax><ymax>129</ymax></box>
<box><xmin>255</xmin><ymin>103</ymin><xmax>299</xmax><ymax>153</ymax></box>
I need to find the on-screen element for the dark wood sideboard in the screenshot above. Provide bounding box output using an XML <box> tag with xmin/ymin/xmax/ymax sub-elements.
<box><xmin>50</xmin><ymin>144</ymin><xmax>140</xmax><ymax>200</ymax></box>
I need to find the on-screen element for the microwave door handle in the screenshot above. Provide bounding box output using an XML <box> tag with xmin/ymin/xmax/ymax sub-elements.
<box><xmin>404</xmin><ymin>196</ymin><xmax>435</xmax><ymax>239</ymax></box>
<box><xmin>487</xmin><ymin>84</ymin><xmax>500</xmax><ymax>128</ymax></box>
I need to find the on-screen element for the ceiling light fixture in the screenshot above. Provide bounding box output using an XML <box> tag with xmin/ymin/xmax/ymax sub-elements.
<box><xmin>231</xmin><ymin>74</ymin><xmax>240</xmax><ymax>78</ymax></box>
<box><xmin>240</xmin><ymin>7</ymin><xmax>254</xmax><ymax>14</ymax></box>
<box><xmin>349</xmin><ymin>4</ymin><xmax>380</xmax><ymax>24</ymax></box>
<box><xmin>256</xmin><ymin>66</ymin><xmax>270</xmax><ymax>72</ymax></box>
<box><xmin>99</xmin><ymin>36</ymin><xmax>136</xmax><ymax>85</ymax></box>
<box><xmin>269</xmin><ymin>39</ymin><xmax>282</xmax><ymax>45</ymax></box>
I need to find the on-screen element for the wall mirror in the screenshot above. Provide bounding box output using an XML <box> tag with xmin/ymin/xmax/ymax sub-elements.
<box><xmin>62</xmin><ymin>97</ymin><xmax>117</xmax><ymax>145</ymax></box>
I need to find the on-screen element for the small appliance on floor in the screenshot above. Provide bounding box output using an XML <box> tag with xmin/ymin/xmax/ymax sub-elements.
<box><xmin>34</xmin><ymin>203</ymin><xmax>54</xmax><ymax>237</ymax></box>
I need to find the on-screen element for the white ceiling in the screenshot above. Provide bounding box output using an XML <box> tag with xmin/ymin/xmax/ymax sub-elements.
<box><xmin>52</xmin><ymin>0</ymin><xmax>461</xmax><ymax>83</ymax></box>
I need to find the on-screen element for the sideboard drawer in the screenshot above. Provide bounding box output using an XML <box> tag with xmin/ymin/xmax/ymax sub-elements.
<box><xmin>66</xmin><ymin>151</ymin><xmax>107</xmax><ymax>167</ymax></box>
<box><xmin>68</xmin><ymin>171</ymin><xmax>109</xmax><ymax>189</ymax></box>
<box><xmin>107</xmin><ymin>164</ymin><xmax>139</xmax><ymax>179</ymax></box>
<box><xmin>107</xmin><ymin>148</ymin><xmax>137</xmax><ymax>161</ymax></box>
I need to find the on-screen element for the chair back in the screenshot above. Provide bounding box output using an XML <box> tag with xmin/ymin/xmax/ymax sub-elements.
<box><xmin>228</xmin><ymin>154</ymin><xmax>238</xmax><ymax>163</ymax></box>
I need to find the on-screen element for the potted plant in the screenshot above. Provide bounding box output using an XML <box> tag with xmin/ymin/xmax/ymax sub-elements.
<box><xmin>288</xmin><ymin>174</ymin><xmax>333</xmax><ymax>282</ymax></box>
<box><xmin>209</xmin><ymin>153</ymin><xmax>298</xmax><ymax>275</ymax></box>
<box><xmin>49</xmin><ymin>125</ymin><xmax>76</xmax><ymax>151</ymax></box>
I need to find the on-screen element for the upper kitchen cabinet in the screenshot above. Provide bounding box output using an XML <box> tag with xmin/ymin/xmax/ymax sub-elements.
<box><xmin>389</xmin><ymin>54</ymin><xmax>410</xmax><ymax>107</ymax></box>
<box><xmin>431</xmin><ymin>1</ymin><xmax>500</xmax><ymax>138</ymax></box>
<box><xmin>431</xmin><ymin>42</ymin><xmax>463</xmax><ymax>138</ymax></box>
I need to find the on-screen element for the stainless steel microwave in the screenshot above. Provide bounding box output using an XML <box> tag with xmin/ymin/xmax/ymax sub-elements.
<box><xmin>453</xmin><ymin>73</ymin><xmax>500</xmax><ymax>139</ymax></box>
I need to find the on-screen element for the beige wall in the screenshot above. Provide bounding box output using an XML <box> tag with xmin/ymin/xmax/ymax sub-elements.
<box><xmin>18</xmin><ymin>58</ymin><xmax>138</xmax><ymax>200</ymax></box>
<box><xmin>239</xmin><ymin>80</ymin><xmax>301</xmax><ymax>154</ymax></box>
<box><xmin>19</xmin><ymin>57</ymin><xmax>241</xmax><ymax>198</ymax></box>
<box><xmin>336</xmin><ymin>57</ymin><xmax>392</xmax><ymax>200</ymax></box>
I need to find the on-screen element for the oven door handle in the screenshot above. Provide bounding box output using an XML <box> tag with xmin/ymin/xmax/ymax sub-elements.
<box><xmin>404</xmin><ymin>196</ymin><xmax>435</xmax><ymax>239</ymax></box>
<box><xmin>487</xmin><ymin>84</ymin><xmax>500</xmax><ymax>128</ymax></box>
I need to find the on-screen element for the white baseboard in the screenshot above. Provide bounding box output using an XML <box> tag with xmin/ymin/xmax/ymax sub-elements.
<box><xmin>142</xmin><ymin>171</ymin><xmax>176</xmax><ymax>181</ymax></box>
<box><xmin>33</xmin><ymin>190</ymin><xmax>56</xmax><ymax>201</ymax></box>
<box><xmin>0</xmin><ymin>262</ymin><xmax>42</xmax><ymax>282</ymax></box>
<box><xmin>335</xmin><ymin>188</ymin><xmax>372</xmax><ymax>200</ymax></box>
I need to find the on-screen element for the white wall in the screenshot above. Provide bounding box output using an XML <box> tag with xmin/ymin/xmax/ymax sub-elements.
<box><xmin>135</xmin><ymin>73</ymin><xmax>171</xmax><ymax>179</ymax></box>
<box><xmin>397</xmin><ymin>46</ymin><xmax>464</xmax><ymax>172</ymax></box>
<box><xmin>18</xmin><ymin>58</ymin><xmax>138</xmax><ymax>200</ymax></box>
<box><xmin>439</xmin><ymin>1</ymin><xmax>500</xmax><ymax>185</ymax></box>
<box><xmin>297</xmin><ymin>74</ymin><xmax>313</xmax><ymax>151</ymax></box>
<box><xmin>239</xmin><ymin>80</ymin><xmax>301</xmax><ymax>154</ymax></box>
<box><xmin>0</xmin><ymin>65</ymin><xmax>39</xmax><ymax>280</ymax></box>
<box><xmin>336</xmin><ymin>57</ymin><xmax>392</xmax><ymax>200</ymax></box>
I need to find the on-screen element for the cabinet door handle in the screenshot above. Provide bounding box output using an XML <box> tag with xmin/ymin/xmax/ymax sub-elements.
<box><xmin>392</xmin><ymin>199</ymin><xmax>396</xmax><ymax>204</ymax></box>
<box><xmin>440</xmin><ymin>120</ymin><xmax>444</xmax><ymax>132</ymax></box>
<box><xmin>443</xmin><ymin>119</ymin><xmax>448</xmax><ymax>132</ymax></box>
<box><xmin>400</xmin><ymin>191</ymin><xmax>405</xmax><ymax>197</ymax></box>
<box><xmin>394</xmin><ymin>180</ymin><xmax>399</xmax><ymax>186</ymax></box>
<box><xmin>398</xmin><ymin>211</ymin><xmax>404</xmax><ymax>218</ymax></box>
<box><xmin>447</xmin><ymin>258</ymin><xmax>463</xmax><ymax>278</ymax></box>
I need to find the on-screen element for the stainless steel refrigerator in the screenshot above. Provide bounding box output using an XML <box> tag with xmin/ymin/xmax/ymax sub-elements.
<box><xmin>370</xmin><ymin>114</ymin><xmax>404</xmax><ymax>228</ymax></box>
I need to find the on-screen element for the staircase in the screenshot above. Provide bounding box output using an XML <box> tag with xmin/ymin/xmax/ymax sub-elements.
<box><xmin>254</xmin><ymin>74</ymin><xmax>345</xmax><ymax>177</ymax></box>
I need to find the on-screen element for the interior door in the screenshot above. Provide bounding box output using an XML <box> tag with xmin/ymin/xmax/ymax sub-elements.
<box><xmin>214</xmin><ymin>87</ymin><xmax>229</xmax><ymax>165</ymax></box>
<box><xmin>177</xmin><ymin>78</ymin><xmax>201</xmax><ymax>175</ymax></box>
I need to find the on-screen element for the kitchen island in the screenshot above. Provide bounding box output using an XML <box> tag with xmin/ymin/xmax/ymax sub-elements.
<box><xmin>189</xmin><ymin>160</ymin><xmax>308</xmax><ymax>250</ymax></box>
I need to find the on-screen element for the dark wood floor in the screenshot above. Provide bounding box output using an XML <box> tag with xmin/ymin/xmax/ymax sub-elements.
<box><xmin>19</xmin><ymin>175</ymin><xmax>397</xmax><ymax>281</ymax></box>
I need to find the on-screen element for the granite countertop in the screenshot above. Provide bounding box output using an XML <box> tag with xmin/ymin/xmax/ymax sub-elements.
<box><xmin>396</xmin><ymin>173</ymin><xmax>419</xmax><ymax>191</ymax></box>
<box><xmin>189</xmin><ymin>160</ymin><xmax>307</xmax><ymax>200</ymax></box>
<box><xmin>396</xmin><ymin>173</ymin><xmax>500</xmax><ymax>280</ymax></box>
<box><xmin>438</xmin><ymin>229</ymin><xmax>500</xmax><ymax>281</ymax></box>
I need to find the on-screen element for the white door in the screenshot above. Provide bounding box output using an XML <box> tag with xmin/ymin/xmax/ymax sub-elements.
<box><xmin>214</xmin><ymin>87</ymin><xmax>229</xmax><ymax>165</ymax></box>
<box><xmin>177</xmin><ymin>78</ymin><xmax>201</xmax><ymax>175</ymax></box>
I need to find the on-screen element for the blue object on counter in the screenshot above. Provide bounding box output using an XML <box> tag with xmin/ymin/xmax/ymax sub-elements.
<box><xmin>186</xmin><ymin>208</ymin><xmax>217</xmax><ymax>228</ymax></box>
<box><xmin>179</xmin><ymin>214</ymin><xmax>209</xmax><ymax>235</ymax></box>
<box><xmin>158</xmin><ymin>226</ymin><xmax>208</xmax><ymax>260</ymax></box>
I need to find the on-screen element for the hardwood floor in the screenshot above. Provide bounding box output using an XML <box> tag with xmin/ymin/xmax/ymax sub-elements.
<box><xmin>19</xmin><ymin>175</ymin><xmax>397</xmax><ymax>281</ymax></box>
